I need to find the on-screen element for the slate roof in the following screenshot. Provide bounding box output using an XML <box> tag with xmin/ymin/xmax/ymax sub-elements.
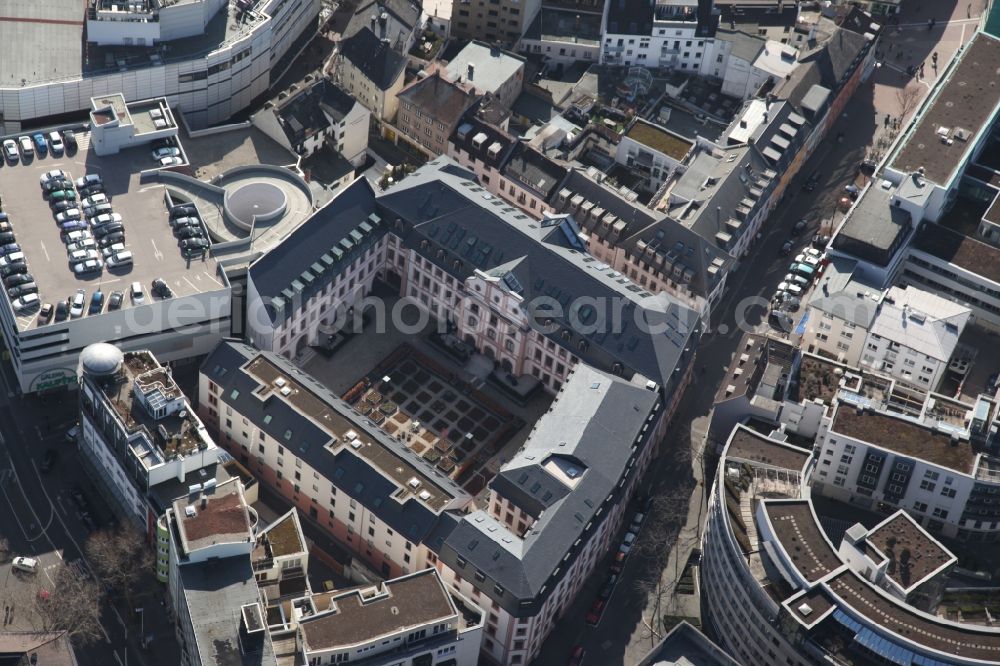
<box><xmin>808</xmin><ymin>258</ymin><xmax>882</xmax><ymax>328</ymax></box>
<box><xmin>377</xmin><ymin>158</ymin><xmax>702</xmax><ymax>387</ymax></box>
<box><xmin>201</xmin><ymin>341</ymin><xmax>470</xmax><ymax>542</ymax></box>
<box><xmin>440</xmin><ymin>365</ymin><xmax>659</xmax><ymax>611</ymax></box>
<box><xmin>180</xmin><ymin>558</ymin><xmax>277</xmax><ymax>666</ymax></box>
<box><xmin>605</xmin><ymin>0</ymin><xmax>654</xmax><ymax>36</ymax></box>
<box><xmin>248</xmin><ymin>177</ymin><xmax>381</xmax><ymax>322</ymax></box>
<box><xmin>344</xmin><ymin>0</ymin><xmax>420</xmax><ymax>44</ymax></box>
<box><xmin>714</xmin><ymin>29</ymin><xmax>765</xmax><ymax>63</ymax></box>
<box><xmin>271</xmin><ymin>78</ymin><xmax>358</xmax><ymax>148</ymax></box>
<box><xmin>500</xmin><ymin>142</ymin><xmax>568</xmax><ymax>200</ymax></box>
<box><xmin>776</xmin><ymin>22</ymin><xmax>871</xmax><ymax>111</ymax></box>
<box><xmin>450</xmin><ymin>115</ymin><xmax>516</xmax><ymax>170</ymax></box>
<box><xmin>340</xmin><ymin>30</ymin><xmax>408</xmax><ymax>91</ymax></box>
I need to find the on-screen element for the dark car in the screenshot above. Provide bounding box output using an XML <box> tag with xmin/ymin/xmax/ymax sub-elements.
<box><xmin>62</xmin><ymin>130</ymin><xmax>78</xmax><ymax>152</ymax></box>
<box><xmin>770</xmin><ymin>310</ymin><xmax>794</xmax><ymax>332</ymax></box>
<box><xmin>39</xmin><ymin>449</ymin><xmax>58</xmax><ymax>473</ymax></box>
<box><xmin>81</xmin><ymin>512</ymin><xmax>97</xmax><ymax>532</ymax></box>
<box><xmin>78</xmin><ymin>183</ymin><xmax>105</xmax><ymax>198</ymax></box>
<box><xmin>108</xmin><ymin>290</ymin><xmax>124</xmax><ymax>311</ymax></box>
<box><xmin>94</xmin><ymin>222</ymin><xmax>124</xmax><ymax>238</ymax></box>
<box><xmin>170</xmin><ymin>216</ymin><xmax>200</xmax><ymax>229</ymax></box>
<box><xmin>791</xmin><ymin>218</ymin><xmax>808</xmax><ymax>235</ymax></box>
<box><xmin>54</xmin><ymin>301</ymin><xmax>69</xmax><ymax>321</ymax></box>
<box><xmin>811</xmin><ymin>234</ymin><xmax>831</xmax><ymax>250</ymax></box>
<box><xmin>170</xmin><ymin>203</ymin><xmax>197</xmax><ymax>219</ymax></box>
<box><xmin>152</xmin><ymin>137</ymin><xmax>176</xmax><ymax>151</ymax></box>
<box><xmin>0</xmin><ymin>263</ymin><xmax>28</xmax><ymax>277</ymax></box>
<box><xmin>567</xmin><ymin>645</ymin><xmax>586</xmax><ymax>666</ymax></box>
<box><xmin>779</xmin><ymin>240</ymin><xmax>794</xmax><ymax>256</ymax></box>
<box><xmin>180</xmin><ymin>238</ymin><xmax>209</xmax><ymax>251</ymax></box>
<box><xmin>98</xmin><ymin>232</ymin><xmax>125</xmax><ymax>247</ymax></box>
<box><xmin>0</xmin><ymin>232</ymin><xmax>16</xmax><ymax>245</ymax></box>
<box><xmin>52</xmin><ymin>200</ymin><xmax>76</xmax><ymax>213</ymax></box>
<box><xmin>5</xmin><ymin>273</ymin><xmax>33</xmax><ymax>288</ymax></box>
<box><xmin>599</xmin><ymin>574</ymin><xmax>618</xmax><ymax>600</ymax></box>
<box><xmin>69</xmin><ymin>486</ymin><xmax>89</xmax><ymax>510</ymax></box>
<box><xmin>88</xmin><ymin>291</ymin><xmax>104</xmax><ymax>314</ymax></box>
<box><xmin>988</xmin><ymin>373</ymin><xmax>1000</xmax><ymax>393</ymax></box>
<box><xmin>8</xmin><ymin>283</ymin><xmax>38</xmax><ymax>299</ymax></box>
<box><xmin>0</xmin><ymin>222</ymin><xmax>11</xmax><ymax>234</ymax></box>
<box><xmin>609</xmin><ymin>550</ymin><xmax>627</xmax><ymax>574</ymax></box>
<box><xmin>803</xmin><ymin>170</ymin><xmax>820</xmax><ymax>191</ymax></box>
<box><xmin>43</xmin><ymin>178</ymin><xmax>72</xmax><ymax>192</ymax></box>
<box><xmin>176</xmin><ymin>226</ymin><xmax>205</xmax><ymax>240</ymax></box>
<box><xmin>584</xmin><ymin>599</ymin><xmax>605</xmax><ymax>626</ymax></box>
<box><xmin>151</xmin><ymin>278</ymin><xmax>173</xmax><ymax>298</ymax></box>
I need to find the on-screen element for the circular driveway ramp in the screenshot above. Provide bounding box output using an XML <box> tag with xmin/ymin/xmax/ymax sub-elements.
<box><xmin>225</xmin><ymin>181</ymin><xmax>288</xmax><ymax>230</ymax></box>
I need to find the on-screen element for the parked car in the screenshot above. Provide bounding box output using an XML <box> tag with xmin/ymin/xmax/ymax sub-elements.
<box><xmin>0</xmin><ymin>263</ymin><xmax>28</xmax><ymax>277</ymax></box>
<box><xmin>0</xmin><ymin>222</ymin><xmax>11</xmax><ymax>234</ymax></box>
<box><xmin>180</xmin><ymin>238</ymin><xmax>209</xmax><ymax>253</ymax></box>
<box><xmin>32</xmin><ymin>133</ymin><xmax>48</xmax><ymax>156</ymax></box>
<box><xmin>777</xmin><ymin>281</ymin><xmax>804</xmax><ymax>297</ymax></box>
<box><xmin>39</xmin><ymin>302</ymin><xmax>54</xmax><ymax>322</ymax></box>
<box><xmin>8</xmin><ymin>283</ymin><xmax>38</xmax><ymax>298</ymax></box>
<box><xmin>811</xmin><ymin>234</ymin><xmax>831</xmax><ymax>249</ymax></box>
<box><xmin>74</xmin><ymin>174</ymin><xmax>102</xmax><ymax>190</ymax></box>
<box><xmin>0</xmin><ymin>252</ymin><xmax>25</xmax><ymax>268</ymax></box>
<box><xmin>62</xmin><ymin>130</ymin><xmax>77</xmax><ymax>152</ymax></box>
<box><xmin>66</xmin><ymin>239</ymin><xmax>97</xmax><ymax>253</ymax></box>
<box><xmin>94</xmin><ymin>222</ymin><xmax>124</xmax><ymax>238</ymax></box>
<box><xmin>152</xmin><ymin>137</ymin><xmax>175</xmax><ymax>151</ymax></box>
<box><xmin>609</xmin><ymin>550</ymin><xmax>627</xmax><ymax>574</ymax></box>
<box><xmin>158</xmin><ymin>156</ymin><xmax>183</xmax><ymax>167</ymax></box>
<box><xmin>69</xmin><ymin>249</ymin><xmax>100</xmax><ymax>264</ymax></box>
<box><xmin>85</xmin><ymin>203</ymin><xmax>113</xmax><ymax>218</ymax></box>
<box><xmin>792</xmin><ymin>218</ymin><xmax>808</xmax><ymax>235</ymax></box>
<box><xmin>82</xmin><ymin>193</ymin><xmax>108</xmax><ymax>208</ymax></box>
<box><xmin>790</xmin><ymin>263</ymin><xmax>816</xmax><ymax>280</ymax></box>
<box><xmin>0</xmin><ymin>243</ymin><xmax>21</xmax><ymax>256</ymax></box>
<box><xmin>130</xmin><ymin>281</ymin><xmax>144</xmax><ymax>304</ymax></box>
<box><xmin>11</xmin><ymin>294</ymin><xmax>40</xmax><ymax>312</ymax></box>
<box><xmin>39</xmin><ymin>169</ymin><xmax>68</xmax><ymax>186</ymax></box>
<box><xmin>151</xmin><ymin>147</ymin><xmax>181</xmax><ymax>159</ymax></box>
<box><xmin>176</xmin><ymin>227</ymin><xmax>205</xmax><ymax>240</ymax></box>
<box><xmin>584</xmin><ymin>599</ymin><xmax>605</xmax><ymax>625</ymax></box>
<box><xmin>89</xmin><ymin>291</ymin><xmax>104</xmax><ymax>314</ymax></box>
<box><xmin>2</xmin><ymin>139</ymin><xmax>19</xmax><ymax>162</ymax></box>
<box><xmin>170</xmin><ymin>216</ymin><xmax>200</xmax><ymax>229</ymax></box>
<box><xmin>54</xmin><ymin>301</ymin><xmax>69</xmax><ymax>321</ymax></box>
<box><xmin>170</xmin><ymin>204</ymin><xmax>197</xmax><ymax>218</ymax></box>
<box><xmin>62</xmin><ymin>230</ymin><xmax>92</xmax><ymax>244</ymax></box>
<box><xmin>39</xmin><ymin>449</ymin><xmax>58</xmax><ymax>472</ymax></box>
<box><xmin>4</xmin><ymin>273</ymin><xmax>32</xmax><ymax>288</ymax></box>
<box><xmin>779</xmin><ymin>295</ymin><xmax>802</xmax><ymax>311</ymax></box>
<box><xmin>630</xmin><ymin>512</ymin><xmax>645</xmax><ymax>530</ymax></box>
<box><xmin>108</xmin><ymin>290</ymin><xmax>124</xmax><ymax>310</ymax></box>
<box><xmin>100</xmin><ymin>243</ymin><xmax>125</xmax><ymax>258</ymax></box>
<box><xmin>803</xmin><ymin>170</ymin><xmax>820</xmax><ymax>191</ymax></box>
<box><xmin>48</xmin><ymin>131</ymin><xmax>64</xmax><ymax>155</ymax></box>
<box><xmin>770</xmin><ymin>310</ymin><xmax>794</xmax><ymax>331</ymax></box>
<box><xmin>49</xmin><ymin>189</ymin><xmax>77</xmax><ymax>203</ymax></box>
<box><xmin>795</xmin><ymin>253</ymin><xmax>821</xmax><ymax>268</ymax></box>
<box><xmin>988</xmin><ymin>373</ymin><xmax>1000</xmax><ymax>393</ymax></box>
<box><xmin>78</xmin><ymin>183</ymin><xmax>105</xmax><ymax>198</ymax></box>
<box><xmin>52</xmin><ymin>200</ymin><xmax>76</xmax><ymax>214</ymax></box>
<box><xmin>59</xmin><ymin>220</ymin><xmax>89</xmax><ymax>232</ymax></box>
<box><xmin>73</xmin><ymin>259</ymin><xmax>103</xmax><ymax>275</ymax></box>
<box><xmin>55</xmin><ymin>209</ymin><xmax>82</xmax><ymax>223</ymax></box>
<box><xmin>106</xmin><ymin>251</ymin><xmax>133</xmax><ymax>268</ymax></box>
<box><xmin>12</xmin><ymin>557</ymin><xmax>38</xmax><ymax>574</ymax></box>
<box><xmin>599</xmin><ymin>574</ymin><xmax>618</xmax><ymax>600</ymax></box>
<box><xmin>91</xmin><ymin>212</ymin><xmax>122</xmax><ymax>227</ymax></box>
<box><xmin>151</xmin><ymin>278</ymin><xmax>172</xmax><ymax>298</ymax></box>
<box><xmin>783</xmin><ymin>273</ymin><xmax>809</xmax><ymax>288</ymax></box>
<box><xmin>43</xmin><ymin>178</ymin><xmax>73</xmax><ymax>193</ymax></box>
<box><xmin>69</xmin><ymin>289</ymin><xmax>86</xmax><ymax>317</ymax></box>
<box><xmin>98</xmin><ymin>232</ymin><xmax>125</xmax><ymax>247</ymax></box>
<box><xmin>0</xmin><ymin>233</ymin><xmax>15</xmax><ymax>246</ymax></box>
<box><xmin>779</xmin><ymin>240</ymin><xmax>793</xmax><ymax>256</ymax></box>
<box><xmin>567</xmin><ymin>645</ymin><xmax>586</xmax><ymax>666</ymax></box>
<box><xmin>18</xmin><ymin>135</ymin><xmax>34</xmax><ymax>156</ymax></box>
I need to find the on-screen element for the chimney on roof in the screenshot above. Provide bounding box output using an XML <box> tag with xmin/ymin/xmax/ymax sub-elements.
<box><xmin>468</xmin><ymin>63</ymin><xmax>475</xmax><ymax>80</ymax></box>
<box><xmin>200</xmin><ymin>496</ymin><xmax>208</xmax><ymax>509</ymax></box>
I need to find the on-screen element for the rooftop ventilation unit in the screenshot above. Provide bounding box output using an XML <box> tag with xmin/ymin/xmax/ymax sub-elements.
<box><xmin>185</xmin><ymin>505</ymin><xmax>197</xmax><ymax>517</ymax></box>
<box><xmin>408</xmin><ymin>477</ymin><xmax>420</xmax><ymax>489</ymax></box>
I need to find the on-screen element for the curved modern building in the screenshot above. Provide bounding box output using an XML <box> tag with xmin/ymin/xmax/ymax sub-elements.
<box><xmin>702</xmin><ymin>424</ymin><xmax>1000</xmax><ymax>666</ymax></box>
<box><xmin>0</xmin><ymin>0</ymin><xmax>320</xmax><ymax>133</ymax></box>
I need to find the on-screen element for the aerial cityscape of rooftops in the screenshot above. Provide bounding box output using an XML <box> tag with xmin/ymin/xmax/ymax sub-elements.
<box><xmin>3</xmin><ymin>0</ymin><xmax>1000</xmax><ymax>664</ymax></box>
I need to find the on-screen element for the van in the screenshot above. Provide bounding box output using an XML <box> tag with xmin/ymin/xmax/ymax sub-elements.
<box><xmin>790</xmin><ymin>263</ymin><xmax>815</xmax><ymax>279</ymax></box>
<box><xmin>12</xmin><ymin>556</ymin><xmax>38</xmax><ymax>574</ymax></box>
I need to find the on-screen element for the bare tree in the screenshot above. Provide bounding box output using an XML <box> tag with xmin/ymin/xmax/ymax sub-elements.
<box><xmin>0</xmin><ymin>537</ymin><xmax>10</xmax><ymax>562</ymax></box>
<box><xmin>8</xmin><ymin>563</ymin><xmax>105</xmax><ymax>644</ymax></box>
<box><xmin>895</xmin><ymin>86</ymin><xmax>921</xmax><ymax>120</ymax></box>
<box><xmin>85</xmin><ymin>527</ymin><xmax>153</xmax><ymax>610</ymax></box>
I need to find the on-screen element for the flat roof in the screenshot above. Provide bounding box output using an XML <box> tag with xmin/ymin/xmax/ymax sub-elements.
<box><xmin>866</xmin><ymin>512</ymin><xmax>954</xmax><ymax>591</ymax></box>
<box><xmin>911</xmin><ymin>221</ymin><xmax>1000</xmax><ymax>285</ymax></box>
<box><xmin>834</xmin><ymin>185</ymin><xmax>912</xmax><ymax>253</ymax></box>
<box><xmin>174</xmin><ymin>479</ymin><xmax>252</xmax><ymax>554</ymax></box>
<box><xmin>786</xmin><ymin>586</ymin><xmax>836</xmax><ymax>628</ymax></box>
<box><xmin>827</xmin><ymin>569</ymin><xmax>1000</xmax><ymax>662</ymax></box>
<box><xmin>727</xmin><ymin>425</ymin><xmax>810</xmax><ymax>472</ymax></box>
<box><xmin>0</xmin><ymin>131</ymin><xmax>227</xmax><ymax>332</ymax></box>
<box><xmin>764</xmin><ymin>501</ymin><xmax>841</xmax><ymax>583</ymax></box>
<box><xmin>625</xmin><ymin>119</ymin><xmax>694</xmax><ymax>160</ymax></box>
<box><xmin>831</xmin><ymin>405</ymin><xmax>978</xmax><ymax>475</ymax></box>
<box><xmin>300</xmin><ymin>570</ymin><xmax>456</xmax><ymax>650</ymax></box>
<box><xmin>891</xmin><ymin>33</ymin><xmax>1000</xmax><ymax>186</ymax></box>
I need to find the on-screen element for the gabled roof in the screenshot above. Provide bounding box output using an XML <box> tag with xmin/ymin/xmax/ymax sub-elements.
<box><xmin>398</xmin><ymin>72</ymin><xmax>478</xmax><ymax>128</ymax></box>
<box><xmin>442</xmin><ymin>366</ymin><xmax>658</xmax><ymax>606</ymax></box>
<box><xmin>340</xmin><ymin>30</ymin><xmax>408</xmax><ymax>91</ymax></box>
<box><xmin>270</xmin><ymin>78</ymin><xmax>358</xmax><ymax>148</ymax></box>
<box><xmin>500</xmin><ymin>142</ymin><xmax>568</xmax><ymax>200</ymax></box>
<box><xmin>868</xmin><ymin>286</ymin><xmax>969</xmax><ymax>362</ymax></box>
<box><xmin>776</xmin><ymin>20</ymin><xmax>871</xmax><ymax>110</ymax></box>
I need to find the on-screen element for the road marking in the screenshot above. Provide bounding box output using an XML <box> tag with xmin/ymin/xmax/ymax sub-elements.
<box><xmin>150</xmin><ymin>239</ymin><xmax>163</xmax><ymax>260</ymax></box>
<box><xmin>183</xmin><ymin>276</ymin><xmax>198</xmax><ymax>292</ymax></box>
<box><xmin>39</xmin><ymin>241</ymin><xmax>50</xmax><ymax>261</ymax></box>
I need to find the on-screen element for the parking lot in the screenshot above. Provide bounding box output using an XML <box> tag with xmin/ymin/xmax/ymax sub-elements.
<box><xmin>0</xmin><ymin>131</ymin><xmax>225</xmax><ymax>328</ymax></box>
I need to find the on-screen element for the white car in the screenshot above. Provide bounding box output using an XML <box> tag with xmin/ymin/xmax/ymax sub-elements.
<box><xmin>63</xmin><ymin>230</ymin><xmax>92</xmax><ymax>244</ymax></box>
<box><xmin>795</xmin><ymin>253</ymin><xmax>821</xmax><ymax>268</ymax></box>
<box><xmin>91</xmin><ymin>212</ymin><xmax>122</xmax><ymax>227</ymax></box>
<box><xmin>69</xmin><ymin>249</ymin><xmax>100</xmax><ymax>264</ymax></box>
<box><xmin>101</xmin><ymin>243</ymin><xmax>126</xmax><ymax>258</ymax></box>
<box><xmin>55</xmin><ymin>208</ymin><xmax>82</xmax><ymax>223</ymax></box>
<box><xmin>40</xmin><ymin>169</ymin><xmax>67</xmax><ymax>185</ymax></box>
<box><xmin>12</xmin><ymin>556</ymin><xmax>38</xmax><ymax>574</ymax></box>
<box><xmin>130</xmin><ymin>281</ymin><xmax>144</xmax><ymax>304</ymax></box>
<box><xmin>82</xmin><ymin>193</ymin><xmax>108</xmax><ymax>208</ymax></box>
<box><xmin>11</xmin><ymin>294</ymin><xmax>40</xmax><ymax>312</ymax></box>
<box><xmin>159</xmin><ymin>156</ymin><xmax>183</xmax><ymax>167</ymax></box>
<box><xmin>73</xmin><ymin>259</ymin><xmax>103</xmax><ymax>275</ymax></box>
<box><xmin>74</xmin><ymin>174</ymin><xmax>102</xmax><ymax>189</ymax></box>
<box><xmin>106</xmin><ymin>251</ymin><xmax>133</xmax><ymax>268</ymax></box>
<box><xmin>151</xmin><ymin>147</ymin><xmax>180</xmax><ymax>159</ymax></box>
<box><xmin>803</xmin><ymin>247</ymin><xmax>823</xmax><ymax>259</ymax></box>
<box><xmin>85</xmin><ymin>203</ymin><xmax>113</xmax><ymax>218</ymax></box>
<box><xmin>70</xmin><ymin>289</ymin><xmax>86</xmax><ymax>318</ymax></box>
<box><xmin>48</xmin><ymin>131</ymin><xmax>64</xmax><ymax>154</ymax></box>
<box><xmin>0</xmin><ymin>252</ymin><xmax>25</xmax><ymax>268</ymax></box>
<box><xmin>777</xmin><ymin>281</ymin><xmax>804</xmax><ymax>297</ymax></box>
<box><xmin>66</xmin><ymin>239</ymin><xmax>96</xmax><ymax>253</ymax></box>
<box><xmin>17</xmin><ymin>136</ymin><xmax>32</xmax><ymax>156</ymax></box>
<box><xmin>2</xmin><ymin>139</ymin><xmax>18</xmax><ymax>162</ymax></box>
